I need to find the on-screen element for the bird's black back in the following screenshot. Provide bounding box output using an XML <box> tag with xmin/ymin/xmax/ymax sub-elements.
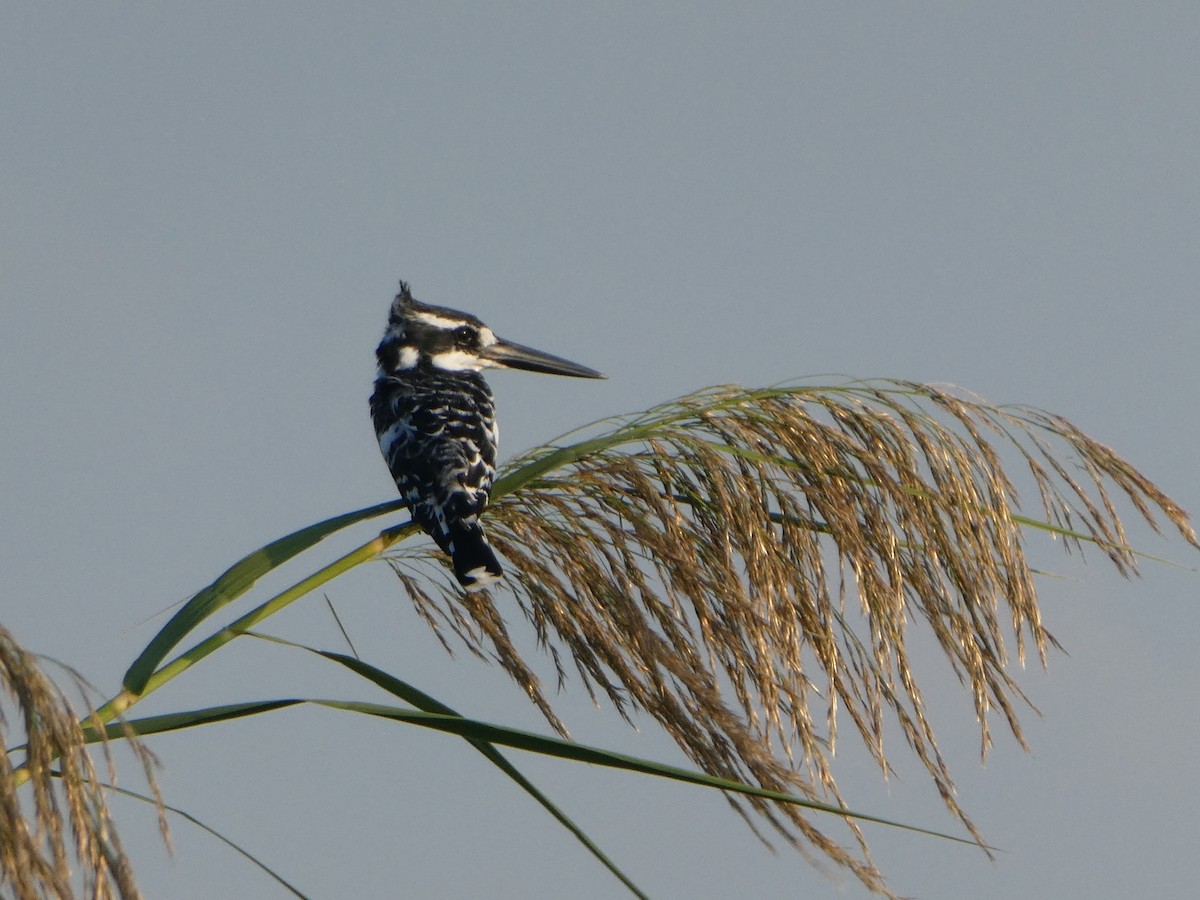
<box><xmin>370</xmin><ymin>364</ymin><xmax>502</xmax><ymax>585</ymax></box>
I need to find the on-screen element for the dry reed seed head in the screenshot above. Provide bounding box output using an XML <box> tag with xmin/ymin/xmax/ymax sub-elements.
<box><xmin>382</xmin><ymin>381</ymin><xmax>1195</xmax><ymax>898</ymax></box>
<box><xmin>0</xmin><ymin>624</ymin><xmax>150</xmax><ymax>900</ymax></box>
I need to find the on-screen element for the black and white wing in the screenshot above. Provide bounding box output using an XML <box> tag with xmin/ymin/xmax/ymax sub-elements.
<box><xmin>370</xmin><ymin>369</ymin><xmax>502</xmax><ymax>590</ymax></box>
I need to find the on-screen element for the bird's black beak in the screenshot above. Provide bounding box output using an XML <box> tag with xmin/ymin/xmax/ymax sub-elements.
<box><xmin>479</xmin><ymin>337</ymin><xmax>606</xmax><ymax>379</ymax></box>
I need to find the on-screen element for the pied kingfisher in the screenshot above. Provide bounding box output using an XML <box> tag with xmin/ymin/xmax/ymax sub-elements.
<box><xmin>371</xmin><ymin>282</ymin><xmax>604</xmax><ymax>590</ymax></box>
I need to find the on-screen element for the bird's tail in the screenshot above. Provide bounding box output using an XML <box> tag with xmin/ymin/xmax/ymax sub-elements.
<box><xmin>447</xmin><ymin>523</ymin><xmax>504</xmax><ymax>592</ymax></box>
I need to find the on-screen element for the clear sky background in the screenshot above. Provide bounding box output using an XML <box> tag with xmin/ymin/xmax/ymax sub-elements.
<box><xmin>3</xmin><ymin>4</ymin><xmax>1198</xmax><ymax>898</ymax></box>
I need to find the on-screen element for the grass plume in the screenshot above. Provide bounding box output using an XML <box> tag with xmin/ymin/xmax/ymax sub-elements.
<box><xmin>384</xmin><ymin>380</ymin><xmax>1197</xmax><ymax>896</ymax></box>
<box><xmin>1</xmin><ymin>624</ymin><xmax>164</xmax><ymax>900</ymax></box>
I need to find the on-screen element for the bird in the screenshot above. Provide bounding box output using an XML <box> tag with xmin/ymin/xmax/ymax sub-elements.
<box><xmin>370</xmin><ymin>281</ymin><xmax>604</xmax><ymax>591</ymax></box>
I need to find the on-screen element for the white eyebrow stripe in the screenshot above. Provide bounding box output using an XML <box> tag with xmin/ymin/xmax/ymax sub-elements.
<box><xmin>479</xmin><ymin>327</ymin><xmax>497</xmax><ymax>346</ymax></box>
<box><xmin>414</xmin><ymin>311</ymin><xmax>469</xmax><ymax>329</ymax></box>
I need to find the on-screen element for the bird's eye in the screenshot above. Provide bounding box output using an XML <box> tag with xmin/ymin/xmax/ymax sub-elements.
<box><xmin>453</xmin><ymin>325</ymin><xmax>478</xmax><ymax>346</ymax></box>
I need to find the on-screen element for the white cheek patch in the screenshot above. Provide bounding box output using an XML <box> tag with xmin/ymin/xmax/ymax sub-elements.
<box><xmin>429</xmin><ymin>350</ymin><xmax>484</xmax><ymax>371</ymax></box>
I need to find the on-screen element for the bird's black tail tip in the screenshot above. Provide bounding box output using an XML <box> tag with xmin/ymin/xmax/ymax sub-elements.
<box><xmin>451</xmin><ymin>530</ymin><xmax>504</xmax><ymax>592</ymax></box>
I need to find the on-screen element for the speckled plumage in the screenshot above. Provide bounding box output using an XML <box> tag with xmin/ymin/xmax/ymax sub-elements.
<box><xmin>371</xmin><ymin>281</ymin><xmax>602</xmax><ymax>590</ymax></box>
<box><xmin>371</xmin><ymin>285</ymin><xmax>503</xmax><ymax>589</ymax></box>
<box><xmin>371</xmin><ymin>365</ymin><xmax>502</xmax><ymax>588</ymax></box>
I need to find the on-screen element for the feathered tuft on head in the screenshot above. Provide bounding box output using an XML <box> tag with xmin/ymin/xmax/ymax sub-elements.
<box><xmin>387</xmin><ymin>280</ymin><xmax>416</xmax><ymax>325</ymax></box>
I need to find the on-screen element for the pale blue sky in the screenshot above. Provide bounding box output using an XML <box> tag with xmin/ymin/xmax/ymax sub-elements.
<box><xmin>3</xmin><ymin>4</ymin><xmax>1198</xmax><ymax>898</ymax></box>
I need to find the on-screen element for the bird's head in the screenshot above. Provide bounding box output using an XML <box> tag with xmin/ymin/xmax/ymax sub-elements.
<box><xmin>376</xmin><ymin>281</ymin><xmax>605</xmax><ymax>379</ymax></box>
